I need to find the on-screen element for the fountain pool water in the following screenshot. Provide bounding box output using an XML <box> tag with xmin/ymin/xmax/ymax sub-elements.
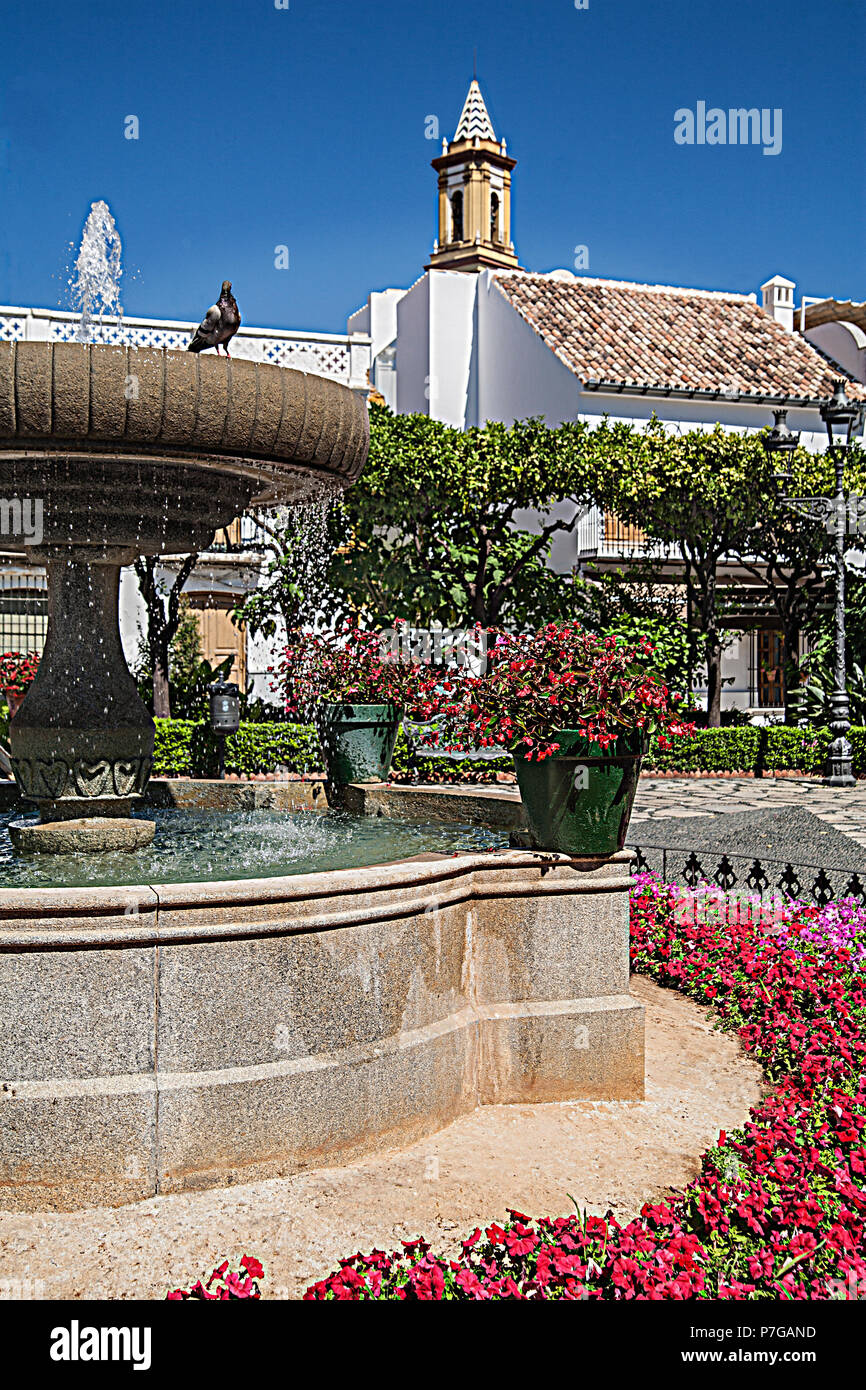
<box><xmin>0</xmin><ymin>805</ymin><xmax>505</xmax><ymax>888</ymax></box>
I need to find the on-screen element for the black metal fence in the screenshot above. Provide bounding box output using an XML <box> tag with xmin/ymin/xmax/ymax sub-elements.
<box><xmin>630</xmin><ymin>843</ymin><xmax>865</xmax><ymax>908</ymax></box>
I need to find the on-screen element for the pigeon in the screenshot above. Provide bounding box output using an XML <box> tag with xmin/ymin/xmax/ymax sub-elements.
<box><xmin>187</xmin><ymin>280</ymin><xmax>241</xmax><ymax>356</ymax></box>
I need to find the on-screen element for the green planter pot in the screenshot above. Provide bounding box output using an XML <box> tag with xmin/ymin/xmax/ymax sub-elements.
<box><xmin>317</xmin><ymin>703</ymin><xmax>402</xmax><ymax>785</ymax></box>
<box><xmin>513</xmin><ymin>730</ymin><xmax>647</xmax><ymax>855</ymax></box>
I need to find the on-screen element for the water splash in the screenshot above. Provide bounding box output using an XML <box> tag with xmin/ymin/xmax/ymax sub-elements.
<box><xmin>68</xmin><ymin>200</ymin><xmax>123</xmax><ymax>343</ymax></box>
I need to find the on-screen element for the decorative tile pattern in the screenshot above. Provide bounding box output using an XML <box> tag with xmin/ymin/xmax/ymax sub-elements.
<box><xmin>44</xmin><ymin>318</ymin><xmax>351</xmax><ymax>380</ymax></box>
<box><xmin>454</xmin><ymin>79</ymin><xmax>497</xmax><ymax>142</ymax></box>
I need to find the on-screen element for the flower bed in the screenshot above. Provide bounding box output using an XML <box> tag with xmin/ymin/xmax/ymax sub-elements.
<box><xmin>303</xmin><ymin>880</ymin><xmax>866</xmax><ymax>1300</ymax></box>
<box><xmin>0</xmin><ymin>650</ymin><xmax>38</xmax><ymax>703</ymax></box>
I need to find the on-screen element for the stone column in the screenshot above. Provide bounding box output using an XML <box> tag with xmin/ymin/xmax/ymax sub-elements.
<box><xmin>9</xmin><ymin>550</ymin><xmax>155</xmax><ymax>848</ymax></box>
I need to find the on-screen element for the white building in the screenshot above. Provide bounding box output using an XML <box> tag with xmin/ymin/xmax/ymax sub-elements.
<box><xmin>349</xmin><ymin>79</ymin><xmax>866</xmax><ymax>718</ymax></box>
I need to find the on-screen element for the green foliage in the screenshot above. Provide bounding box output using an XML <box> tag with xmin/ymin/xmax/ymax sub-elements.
<box><xmin>150</xmin><ymin>718</ymin><xmax>865</xmax><ymax>779</ymax></box>
<box><xmin>761</xmin><ymin>725</ymin><xmax>828</xmax><ymax>774</ymax></box>
<box><xmin>643</xmin><ymin>725</ymin><xmax>844</xmax><ymax>775</ymax></box>
<box><xmin>389</xmin><ymin>726</ymin><xmax>512</xmax><ymax>782</ymax></box>
<box><xmin>789</xmin><ymin>633</ymin><xmax>866</xmax><ymax>727</ymax></box>
<box><xmin>644</xmin><ymin>728</ymin><xmax>762</xmax><ymax>774</ymax></box>
<box><xmin>233</xmin><ymin>501</ymin><xmax>338</xmax><ymax>641</ymax></box>
<box><xmin>169</xmin><ymin>597</ymin><xmax>203</xmax><ymax>688</ymax></box>
<box><xmin>239</xmin><ymin>696</ymin><xmax>291</xmax><ymax>724</ymax></box>
<box><xmin>152</xmin><ymin>719</ymin><xmax>319</xmax><ymax>778</ymax></box>
<box><xmin>842</xmin><ymin>567</ymin><xmax>866</xmax><ymax>671</ymax></box>
<box><xmin>138</xmin><ymin>654</ymin><xmax>234</xmax><ymax>722</ymax></box>
<box><xmin>328</xmin><ymin>405</ymin><xmax>597</xmax><ymax>629</ymax></box>
<box><xmin>588</xmin><ymin>421</ymin><xmax>855</xmax><ymax>725</ymax></box>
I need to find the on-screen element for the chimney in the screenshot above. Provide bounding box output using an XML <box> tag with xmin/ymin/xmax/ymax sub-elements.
<box><xmin>760</xmin><ymin>274</ymin><xmax>796</xmax><ymax>332</ymax></box>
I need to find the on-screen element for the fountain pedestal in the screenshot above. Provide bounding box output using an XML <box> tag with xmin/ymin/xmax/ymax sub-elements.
<box><xmin>9</xmin><ymin>553</ymin><xmax>155</xmax><ymax>852</ymax></box>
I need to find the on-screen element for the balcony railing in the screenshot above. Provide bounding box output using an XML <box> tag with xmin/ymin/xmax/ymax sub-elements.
<box><xmin>577</xmin><ymin>507</ymin><xmax>680</xmax><ymax>561</ymax></box>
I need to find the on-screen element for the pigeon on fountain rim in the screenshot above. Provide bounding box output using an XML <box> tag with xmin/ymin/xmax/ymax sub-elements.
<box><xmin>187</xmin><ymin>280</ymin><xmax>241</xmax><ymax>356</ymax></box>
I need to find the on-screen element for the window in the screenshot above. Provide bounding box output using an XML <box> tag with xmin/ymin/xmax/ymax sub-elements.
<box><xmin>756</xmin><ymin>630</ymin><xmax>784</xmax><ymax>708</ymax></box>
<box><xmin>450</xmin><ymin>190</ymin><xmax>463</xmax><ymax>242</ymax></box>
<box><xmin>490</xmin><ymin>192</ymin><xmax>500</xmax><ymax>243</ymax></box>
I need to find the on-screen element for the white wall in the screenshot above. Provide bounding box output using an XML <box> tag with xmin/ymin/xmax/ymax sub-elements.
<box><xmin>395</xmin><ymin>275</ymin><xmax>432</xmax><ymax>416</ymax></box>
<box><xmin>805</xmin><ymin>321</ymin><xmax>866</xmax><ymax>385</ymax></box>
<box><xmin>428</xmin><ymin>272</ymin><xmax>478</xmax><ymax>428</ymax></box>
<box><xmin>119</xmin><ymin>567</ymin><xmax>146</xmax><ymax>671</ymax></box>
<box><xmin>476</xmin><ymin>270</ymin><xmax>582</xmax><ymax>425</ymax></box>
<box><xmin>247</xmin><ymin>622</ymin><xmax>285</xmax><ymax>706</ymax></box>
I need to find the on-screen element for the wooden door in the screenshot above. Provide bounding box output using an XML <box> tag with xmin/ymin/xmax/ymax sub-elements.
<box><xmin>195</xmin><ymin>606</ymin><xmax>247</xmax><ymax>690</ymax></box>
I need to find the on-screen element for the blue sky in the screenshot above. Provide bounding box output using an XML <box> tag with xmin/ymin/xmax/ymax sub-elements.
<box><xmin>0</xmin><ymin>0</ymin><xmax>863</xmax><ymax>333</ymax></box>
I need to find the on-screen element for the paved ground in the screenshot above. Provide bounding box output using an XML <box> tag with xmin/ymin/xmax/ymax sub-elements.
<box><xmin>632</xmin><ymin>776</ymin><xmax>866</xmax><ymax>852</ymax></box>
<box><xmin>0</xmin><ymin>978</ymin><xmax>763</xmax><ymax>1301</ymax></box>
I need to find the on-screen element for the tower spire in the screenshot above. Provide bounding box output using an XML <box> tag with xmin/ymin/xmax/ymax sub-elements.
<box><xmin>454</xmin><ymin>78</ymin><xmax>497</xmax><ymax>143</ymax></box>
<box><xmin>427</xmin><ymin>78</ymin><xmax>519</xmax><ymax>273</ymax></box>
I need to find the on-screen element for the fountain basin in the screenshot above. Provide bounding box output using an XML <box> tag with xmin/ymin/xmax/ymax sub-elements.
<box><xmin>8</xmin><ymin>815</ymin><xmax>155</xmax><ymax>855</ymax></box>
<box><xmin>0</xmin><ymin>805</ymin><xmax>505</xmax><ymax>887</ymax></box>
<box><xmin>0</xmin><ymin>848</ymin><xmax>643</xmax><ymax>1210</ymax></box>
<box><xmin>0</xmin><ymin>342</ymin><xmax>369</xmax><ymax>537</ymax></box>
<box><xmin>0</xmin><ymin>343</ymin><xmax>369</xmax><ymax>837</ymax></box>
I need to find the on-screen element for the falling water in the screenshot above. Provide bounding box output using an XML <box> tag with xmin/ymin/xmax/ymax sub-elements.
<box><xmin>256</xmin><ymin>492</ymin><xmax>346</xmax><ymax>745</ymax></box>
<box><xmin>68</xmin><ymin>200</ymin><xmax>123</xmax><ymax>343</ymax></box>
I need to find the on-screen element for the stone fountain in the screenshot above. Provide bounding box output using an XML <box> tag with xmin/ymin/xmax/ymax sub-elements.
<box><xmin>0</xmin><ymin>341</ymin><xmax>369</xmax><ymax>850</ymax></box>
<box><xmin>0</xmin><ymin>212</ymin><xmax>643</xmax><ymax>1216</ymax></box>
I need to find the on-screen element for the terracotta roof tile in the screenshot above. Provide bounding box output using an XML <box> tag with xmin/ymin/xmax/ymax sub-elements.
<box><xmin>493</xmin><ymin>272</ymin><xmax>865</xmax><ymax>402</ymax></box>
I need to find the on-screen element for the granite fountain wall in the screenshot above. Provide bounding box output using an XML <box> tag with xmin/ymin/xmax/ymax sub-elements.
<box><xmin>0</xmin><ymin>849</ymin><xmax>642</xmax><ymax>1210</ymax></box>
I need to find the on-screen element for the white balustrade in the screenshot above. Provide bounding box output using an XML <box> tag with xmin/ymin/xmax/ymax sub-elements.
<box><xmin>0</xmin><ymin>306</ymin><xmax>371</xmax><ymax>391</ymax></box>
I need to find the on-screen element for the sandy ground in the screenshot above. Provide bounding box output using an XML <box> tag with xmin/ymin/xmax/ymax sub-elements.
<box><xmin>0</xmin><ymin>977</ymin><xmax>764</xmax><ymax>1300</ymax></box>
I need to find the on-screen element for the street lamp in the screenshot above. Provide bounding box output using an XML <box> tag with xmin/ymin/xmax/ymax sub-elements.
<box><xmin>208</xmin><ymin>678</ymin><xmax>240</xmax><ymax>780</ymax></box>
<box><xmin>820</xmin><ymin>381</ymin><xmax>864</xmax><ymax>786</ymax></box>
<box><xmin>761</xmin><ymin>386</ymin><xmax>865</xmax><ymax>786</ymax></box>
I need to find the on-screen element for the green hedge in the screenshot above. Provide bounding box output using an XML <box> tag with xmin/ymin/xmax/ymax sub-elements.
<box><xmin>152</xmin><ymin>718</ymin><xmax>514</xmax><ymax>781</ymax></box>
<box><xmin>152</xmin><ymin>719</ymin><xmax>866</xmax><ymax>780</ymax></box>
<box><xmin>153</xmin><ymin>720</ymin><xmax>319</xmax><ymax>778</ymax></box>
<box><xmin>643</xmin><ymin>725</ymin><xmax>863</xmax><ymax>776</ymax></box>
<box><xmin>643</xmin><ymin>728</ymin><xmax>762</xmax><ymax>775</ymax></box>
<box><xmin>390</xmin><ymin>727</ymin><xmax>512</xmax><ymax>782</ymax></box>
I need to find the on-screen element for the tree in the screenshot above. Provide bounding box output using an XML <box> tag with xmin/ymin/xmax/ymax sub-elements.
<box><xmin>592</xmin><ymin>420</ymin><xmax>777</xmax><ymax>726</ymax></box>
<box><xmin>728</xmin><ymin>441</ymin><xmax>866</xmax><ymax>723</ymax></box>
<box><xmin>572</xmin><ymin>564</ymin><xmax>694</xmax><ymax>700</ymax></box>
<box><xmin>326</xmin><ymin>405</ymin><xmax>596</xmax><ymax>630</ymax></box>
<box><xmin>169</xmin><ymin>595</ymin><xmax>203</xmax><ymax>688</ymax></box>
<box><xmin>133</xmin><ymin>553</ymin><xmax>198</xmax><ymax>718</ymax></box>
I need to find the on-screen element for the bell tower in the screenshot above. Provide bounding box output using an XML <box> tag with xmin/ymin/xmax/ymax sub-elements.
<box><xmin>426</xmin><ymin>79</ymin><xmax>519</xmax><ymax>273</ymax></box>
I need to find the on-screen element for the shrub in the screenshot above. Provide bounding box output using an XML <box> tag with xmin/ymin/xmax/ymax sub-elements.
<box><xmin>644</xmin><ymin>725</ymin><xmax>864</xmax><ymax>777</ymax></box>
<box><xmin>761</xmin><ymin>725</ymin><xmax>828</xmax><ymax>774</ymax></box>
<box><xmin>643</xmin><ymin>727</ymin><xmax>761</xmax><ymax>774</ymax></box>
<box><xmin>153</xmin><ymin>719</ymin><xmax>320</xmax><ymax>778</ymax></box>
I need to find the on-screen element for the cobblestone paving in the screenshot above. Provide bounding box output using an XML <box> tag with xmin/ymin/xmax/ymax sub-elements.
<box><xmin>632</xmin><ymin>777</ymin><xmax>866</xmax><ymax>852</ymax></box>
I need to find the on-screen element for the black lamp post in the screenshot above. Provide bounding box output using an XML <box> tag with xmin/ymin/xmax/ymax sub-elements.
<box><xmin>208</xmin><ymin>678</ymin><xmax>240</xmax><ymax>780</ymax></box>
<box><xmin>761</xmin><ymin>385</ymin><xmax>864</xmax><ymax>787</ymax></box>
<box><xmin>820</xmin><ymin>381</ymin><xmax>864</xmax><ymax>786</ymax></box>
